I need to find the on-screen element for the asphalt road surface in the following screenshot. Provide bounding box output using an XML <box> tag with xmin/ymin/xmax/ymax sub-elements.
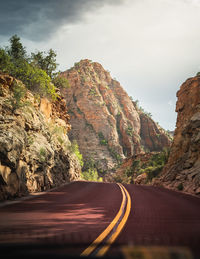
<box><xmin>0</xmin><ymin>181</ymin><xmax>200</xmax><ymax>258</ymax></box>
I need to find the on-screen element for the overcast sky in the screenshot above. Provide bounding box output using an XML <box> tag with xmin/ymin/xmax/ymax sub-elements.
<box><xmin>1</xmin><ymin>0</ymin><xmax>200</xmax><ymax>130</ymax></box>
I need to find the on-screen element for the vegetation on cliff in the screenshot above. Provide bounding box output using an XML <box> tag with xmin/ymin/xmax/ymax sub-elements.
<box><xmin>0</xmin><ymin>35</ymin><xmax>69</xmax><ymax>100</ymax></box>
<box><xmin>111</xmin><ymin>148</ymin><xmax>170</xmax><ymax>184</ymax></box>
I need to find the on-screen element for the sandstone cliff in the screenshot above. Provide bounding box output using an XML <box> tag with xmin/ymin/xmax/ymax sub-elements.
<box><xmin>60</xmin><ymin>59</ymin><xmax>171</xmax><ymax>172</ymax></box>
<box><xmin>0</xmin><ymin>74</ymin><xmax>81</xmax><ymax>200</ymax></box>
<box><xmin>156</xmin><ymin>76</ymin><xmax>200</xmax><ymax>195</ymax></box>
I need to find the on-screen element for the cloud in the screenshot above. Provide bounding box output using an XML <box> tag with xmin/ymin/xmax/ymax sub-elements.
<box><xmin>0</xmin><ymin>0</ymin><xmax>124</xmax><ymax>41</ymax></box>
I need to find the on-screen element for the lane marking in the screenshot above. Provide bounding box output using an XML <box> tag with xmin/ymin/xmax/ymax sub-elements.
<box><xmin>81</xmin><ymin>183</ymin><xmax>131</xmax><ymax>257</ymax></box>
<box><xmin>96</xmin><ymin>184</ymin><xmax>131</xmax><ymax>257</ymax></box>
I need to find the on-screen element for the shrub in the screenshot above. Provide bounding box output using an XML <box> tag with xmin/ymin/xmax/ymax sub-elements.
<box><xmin>52</xmin><ymin>75</ymin><xmax>70</xmax><ymax>89</ymax></box>
<box><xmin>81</xmin><ymin>169</ymin><xmax>103</xmax><ymax>182</ymax></box>
<box><xmin>7</xmin><ymin>81</ymin><xmax>27</xmax><ymax>111</ymax></box>
<box><xmin>98</xmin><ymin>132</ymin><xmax>108</xmax><ymax>146</ymax></box>
<box><xmin>177</xmin><ymin>183</ymin><xmax>183</xmax><ymax>191</ymax></box>
<box><xmin>70</xmin><ymin>140</ymin><xmax>84</xmax><ymax>167</ymax></box>
<box><xmin>108</xmin><ymin>146</ymin><xmax>122</xmax><ymax>165</ymax></box>
<box><xmin>126</xmin><ymin>125</ymin><xmax>133</xmax><ymax>136</ymax></box>
<box><xmin>146</xmin><ymin>165</ymin><xmax>163</xmax><ymax>181</ymax></box>
<box><xmin>125</xmin><ymin>167</ymin><xmax>133</xmax><ymax>177</ymax></box>
<box><xmin>132</xmin><ymin>159</ymin><xmax>141</xmax><ymax>170</ymax></box>
<box><xmin>39</xmin><ymin>147</ymin><xmax>47</xmax><ymax>163</ymax></box>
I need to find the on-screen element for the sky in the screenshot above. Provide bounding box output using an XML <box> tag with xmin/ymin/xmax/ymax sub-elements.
<box><xmin>1</xmin><ymin>0</ymin><xmax>200</xmax><ymax>130</ymax></box>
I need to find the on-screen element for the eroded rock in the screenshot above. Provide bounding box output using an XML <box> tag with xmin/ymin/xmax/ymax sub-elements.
<box><xmin>156</xmin><ymin>76</ymin><xmax>200</xmax><ymax>196</ymax></box>
<box><xmin>0</xmin><ymin>75</ymin><xmax>81</xmax><ymax>200</ymax></box>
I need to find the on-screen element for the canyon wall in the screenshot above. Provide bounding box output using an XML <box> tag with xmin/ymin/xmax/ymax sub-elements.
<box><xmin>0</xmin><ymin>74</ymin><xmax>81</xmax><ymax>200</ymax></box>
<box><xmin>156</xmin><ymin>76</ymin><xmax>200</xmax><ymax>195</ymax></box>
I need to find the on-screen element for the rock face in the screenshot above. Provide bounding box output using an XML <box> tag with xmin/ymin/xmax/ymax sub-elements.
<box><xmin>0</xmin><ymin>74</ymin><xmax>81</xmax><ymax>201</ymax></box>
<box><xmin>156</xmin><ymin>76</ymin><xmax>200</xmax><ymax>195</ymax></box>
<box><xmin>61</xmin><ymin>59</ymin><xmax>171</xmax><ymax>172</ymax></box>
<box><xmin>139</xmin><ymin>112</ymin><xmax>172</xmax><ymax>152</ymax></box>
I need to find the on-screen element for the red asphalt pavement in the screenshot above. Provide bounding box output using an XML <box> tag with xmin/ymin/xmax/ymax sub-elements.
<box><xmin>0</xmin><ymin>181</ymin><xmax>200</xmax><ymax>257</ymax></box>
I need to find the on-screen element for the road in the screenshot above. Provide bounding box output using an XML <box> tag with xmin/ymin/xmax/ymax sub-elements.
<box><xmin>0</xmin><ymin>181</ymin><xmax>200</xmax><ymax>258</ymax></box>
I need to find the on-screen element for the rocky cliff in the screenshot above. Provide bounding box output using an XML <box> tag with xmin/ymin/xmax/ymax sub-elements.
<box><xmin>0</xmin><ymin>74</ymin><xmax>81</xmax><ymax>200</ymax></box>
<box><xmin>60</xmin><ymin>59</ymin><xmax>171</xmax><ymax>172</ymax></box>
<box><xmin>156</xmin><ymin>76</ymin><xmax>200</xmax><ymax>195</ymax></box>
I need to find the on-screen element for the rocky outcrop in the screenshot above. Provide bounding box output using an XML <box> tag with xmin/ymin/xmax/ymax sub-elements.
<box><xmin>139</xmin><ymin>112</ymin><xmax>172</xmax><ymax>152</ymax></box>
<box><xmin>107</xmin><ymin>151</ymin><xmax>168</xmax><ymax>184</ymax></box>
<box><xmin>0</xmin><ymin>74</ymin><xmax>81</xmax><ymax>201</ymax></box>
<box><xmin>60</xmin><ymin>59</ymin><xmax>171</xmax><ymax>172</ymax></box>
<box><xmin>156</xmin><ymin>76</ymin><xmax>200</xmax><ymax>195</ymax></box>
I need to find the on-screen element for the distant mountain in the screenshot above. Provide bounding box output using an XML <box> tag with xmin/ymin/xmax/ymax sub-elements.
<box><xmin>60</xmin><ymin>59</ymin><xmax>171</xmax><ymax>172</ymax></box>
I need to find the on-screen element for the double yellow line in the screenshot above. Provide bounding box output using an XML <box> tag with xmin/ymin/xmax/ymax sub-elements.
<box><xmin>81</xmin><ymin>183</ymin><xmax>131</xmax><ymax>257</ymax></box>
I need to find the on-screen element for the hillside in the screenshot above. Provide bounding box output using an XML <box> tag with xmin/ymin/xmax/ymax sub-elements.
<box><xmin>60</xmin><ymin>59</ymin><xmax>171</xmax><ymax>172</ymax></box>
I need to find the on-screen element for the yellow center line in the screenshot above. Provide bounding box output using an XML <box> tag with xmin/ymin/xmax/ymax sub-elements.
<box><xmin>96</xmin><ymin>184</ymin><xmax>131</xmax><ymax>257</ymax></box>
<box><xmin>81</xmin><ymin>183</ymin><xmax>126</xmax><ymax>256</ymax></box>
<box><xmin>81</xmin><ymin>183</ymin><xmax>131</xmax><ymax>257</ymax></box>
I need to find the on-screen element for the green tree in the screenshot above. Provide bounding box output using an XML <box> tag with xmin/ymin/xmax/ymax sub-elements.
<box><xmin>0</xmin><ymin>35</ymin><xmax>58</xmax><ymax>100</ymax></box>
<box><xmin>7</xmin><ymin>35</ymin><xmax>26</xmax><ymax>60</ymax></box>
<box><xmin>31</xmin><ymin>49</ymin><xmax>58</xmax><ymax>79</ymax></box>
<box><xmin>0</xmin><ymin>49</ymin><xmax>14</xmax><ymax>73</ymax></box>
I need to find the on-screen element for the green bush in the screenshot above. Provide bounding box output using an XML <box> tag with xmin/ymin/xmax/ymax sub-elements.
<box><xmin>70</xmin><ymin>140</ymin><xmax>84</xmax><ymax>167</ymax></box>
<box><xmin>125</xmin><ymin>167</ymin><xmax>133</xmax><ymax>177</ymax></box>
<box><xmin>52</xmin><ymin>75</ymin><xmax>70</xmax><ymax>89</ymax></box>
<box><xmin>81</xmin><ymin>169</ymin><xmax>103</xmax><ymax>182</ymax></box>
<box><xmin>146</xmin><ymin>165</ymin><xmax>163</xmax><ymax>181</ymax></box>
<box><xmin>126</xmin><ymin>125</ymin><xmax>133</xmax><ymax>136</ymax></box>
<box><xmin>132</xmin><ymin>159</ymin><xmax>141</xmax><ymax>170</ymax></box>
<box><xmin>98</xmin><ymin>132</ymin><xmax>108</xmax><ymax>146</ymax></box>
<box><xmin>177</xmin><ymin>183</ymin><xmax>183</xmax><ymax>191</ymax></box>
<box><xmin>6</xmin><ymin>81</ymin><xmax>27</xmax><ymax>111</ymax></box>
<box><xmin>39</xmin><ymin>147</ymin><xmax>47</xmax><ymax>163</ymax></box>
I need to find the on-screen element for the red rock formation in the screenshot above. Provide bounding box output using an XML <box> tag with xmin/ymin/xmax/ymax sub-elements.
<box><xmin>61</xmin><ymin>60</ymin><xmax>171</xmax><ymax>172</ymax></box>
<box><xmin>0</xmin><ymin>74</ymin><xmax>81</xmax><ymax>200</ymax></box>
<box><xmin>156</xmin><ymin>76</ymin><xmax>200</xmax><ymax>195</ymax></box>
<box><xmin>140</xmin><ymin>112</ymin><xmax>172</xmax><ymax>152</ymax></box>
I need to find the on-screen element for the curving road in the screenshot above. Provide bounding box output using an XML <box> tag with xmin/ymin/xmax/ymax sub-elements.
<box><xmin>0</xmin><ymin>181</ymin><xmax>200</xmax><ymax>258</ymax></box>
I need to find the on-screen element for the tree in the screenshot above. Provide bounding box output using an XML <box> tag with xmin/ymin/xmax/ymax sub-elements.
<box><xmin>7</xmin><ymin>35</ymin><xmax>26</xmax><ymax>60</ymax></box>
<box><xmin>0</xmin><ymin>48</ymin><xmax>14</xmax><ymax>73</ymax></box>
<box><xmin>0</xmin><ymin>35</ymin><xmax>58</xmax><ymax>100</ymax></box>
<box><xmin>31</xmin><ymin>49</ymin><xmax>58</xmax><ymax>79</ymax></box>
